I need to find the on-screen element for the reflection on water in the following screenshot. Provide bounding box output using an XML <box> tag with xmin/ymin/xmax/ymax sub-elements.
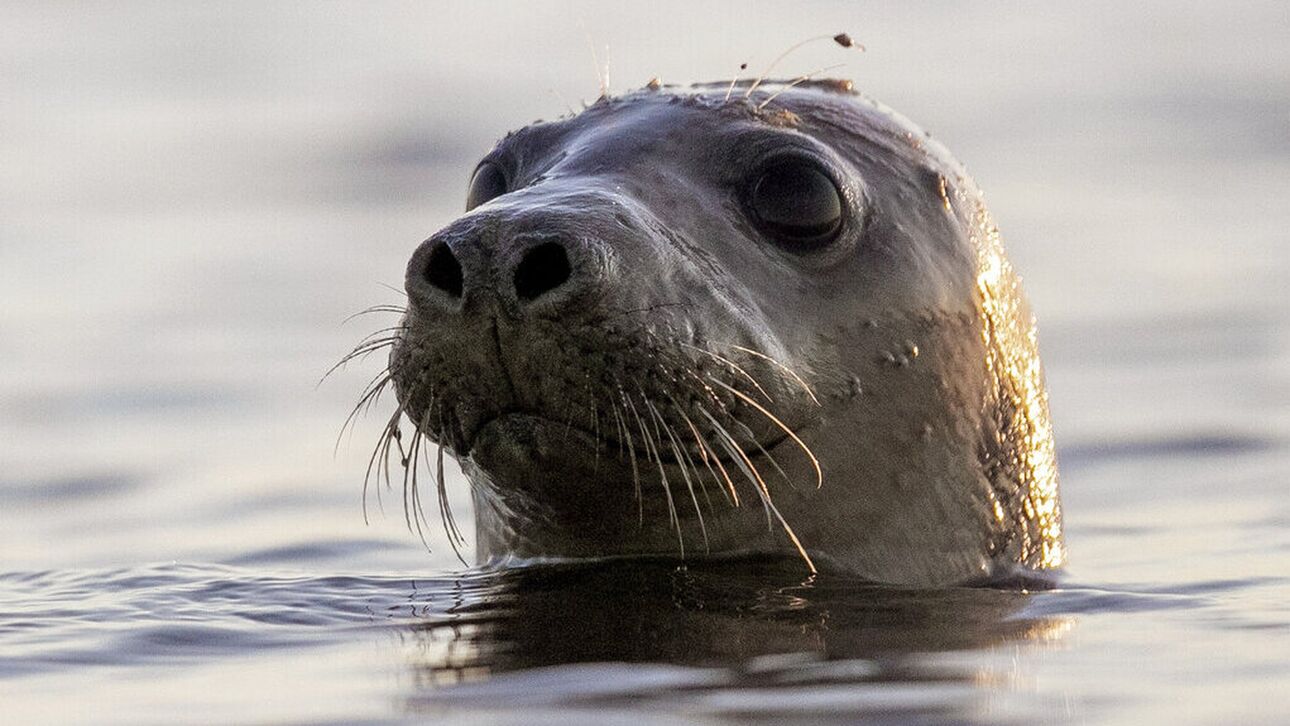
<box><xmin>401</xmin><ymin>557</ymin><xmax>1071</xmax><ymax>721</ymax></box>
<box><xmin>407</xmin><ymin>558</ymin><xmax>1059</xmax><ymax>672</ymax></box>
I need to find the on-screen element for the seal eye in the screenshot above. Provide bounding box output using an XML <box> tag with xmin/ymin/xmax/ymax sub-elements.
<box><xmin>466</xmin><ymin>162</ymin><xmax>508</xmax><ymax>211</ymax></box>
<box><xmin>748</xmin><ymin>161</ymin><xmax>843</xmax><ymax>246</ymax></box>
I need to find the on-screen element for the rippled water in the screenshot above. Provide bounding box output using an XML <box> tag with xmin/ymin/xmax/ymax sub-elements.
<box><xmin>2</xmin><ymin>2</ymin><xmax>1288</xmax><ymax>723</ymax></box>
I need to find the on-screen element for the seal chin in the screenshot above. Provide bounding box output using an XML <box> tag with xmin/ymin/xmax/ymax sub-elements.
<box><xmin>468</xmin><ymin>412</ymin><xmax>597</xmax><ymax>461</ymax></box>
<box><xmin>466</xmin><ymin>411</ymin><xmax>632</xmax><ymax>507</ymax></box>
<box><xmin>467</xmin><ymin>411</ymin><xmax>685</xmax><ymax>474</ymax></box>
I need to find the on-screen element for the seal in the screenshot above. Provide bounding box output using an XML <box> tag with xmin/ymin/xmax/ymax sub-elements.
<box><xmin>362</xmin><ymin>79</ymin><xmax>1064</xmax><ymax>586</ymax></box>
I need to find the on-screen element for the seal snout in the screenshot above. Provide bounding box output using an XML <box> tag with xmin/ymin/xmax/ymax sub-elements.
<box><xmin>414</xmin><ymin>238</ymin><xmax>572</xmax><ymax>304</ymax></box>
<box><xmin>404</xmin><ymin>221</ymin><xmax>606</xmax><ymax>317</ymax></box>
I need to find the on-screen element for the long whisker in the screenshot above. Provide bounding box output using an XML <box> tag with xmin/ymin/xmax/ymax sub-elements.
<box><xmin>732</xmin><ymin>418</ymin><xmax>794</xmax><ymax>486</ymax></box>
<box><xmin>342</xmin><ymin>304</ymin><xmax>407</xmax><ymax>324</ymax></box>
<box><xmin>699</xmin><ymin>407</ymin><xmax>816</xmax><ymax>573</ymax></box>
<box><xmin>404</xmin><ymin>412</ymin><xmax>428</xmax><ymax>545</ymax></box>
<box><xmin>625</xmin><ymin>392</ymin><xmax>683</xmax><ymax>554</ymax></box>
<box><xmin>589</xmin><ymin>386</ymin><xmax>602</xmax><ymax>472</ymax></box>
<box><xmin>729</xmin><ymin>345</ymin><xmax>821</xmax><ymax>405</ymax></box>
<box><xmin>362</xmin><ymin>408</ymin><xmax>403</xmax><ymax>525</ymax></box>
<box><xmin>399</xmin><ymin>417</ymin><xmax>419</xmax><ymax>539</ymax></box>
<box><xmin>674</xmin><ymin>400</ymin><xmax>739</xmax><ymax>507</ymax></box>
<box><xmin>349</xmin><ymin>325</ymin><xmax>408</xmax><ymax>347</ymax></box>
<box><xmin>657</xmin><ymin>390</ymin><xmax>719</xmax><ymax>512</ymax></box>
<box><xmin>335</xmin><ymin>370</ymin><xmax>393</xmax><ymax>454</ymax></box>
<box><xmin>320</xmin><ymin>337</ymin><xmax>400</xmax><ymax>385</ymax></box>
<box><xmin>612</xmin><ymin>389</ymin><xmax>643</xmax><ymax>526</ymax></box>
<box><xmin>678</xmin><ymin>342</ymin><xmax>773</xmax><ymax>403</ymax></box>
<box><xmin>698</xmin><ymin>406</ymin><xmax>771</xmax><ymax>527</ymax></box>
<box><xmin>707</xmin><ymin>377</ymin><xmax>823</xmax><ymax>489</ymax></box>
<box><xmin>437</xmin><ymin>430</ymin><xmax>467</xmax><ymax>551</ymax></box>
<box><xmin>679</xmin><ymin>367</ymin><xmax>727</xmax><ymax>411</ymax></box>
<box><xmin>434</xmin><ymin>407</ymin><xmax>464</xmax><ymax>547</ymax></box>
<box><xmin>647</xmin><ymin>398</ymin><xmax>709</xmax><ymax>550</ymax></box>
<box><xmin>426</xmin><ymin>409</ymin><xmax>467</xmax><ymax>565</ymax></box>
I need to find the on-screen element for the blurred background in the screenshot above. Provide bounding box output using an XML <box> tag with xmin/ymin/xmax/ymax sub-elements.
<box><xmin>3</xmin><ymin>0</ymin><xmax>1285</xmax><ymax>572</ymax></box>
<box><xmin>0</xmin><ymin>2</ymin><xmax>1287</xmax><ymax>722</ymax></box>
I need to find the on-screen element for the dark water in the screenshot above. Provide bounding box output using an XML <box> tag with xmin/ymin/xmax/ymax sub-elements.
<box><xmin>2</xmin><ymin>2</ymin><xmax>1288</xmax><ymax>723</ymax></box>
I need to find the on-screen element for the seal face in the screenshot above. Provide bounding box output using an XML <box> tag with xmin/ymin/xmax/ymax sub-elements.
<box><xmin>381</xmin><ymin>81</ymin><xmax>1064</xmax><ymax>586</ymax></box>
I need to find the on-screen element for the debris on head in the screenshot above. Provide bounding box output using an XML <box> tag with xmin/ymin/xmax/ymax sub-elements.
<box><xmin>645</xmin><ymin>77</ymin><xmax>662</xmax><ymax>91</ymax></box>
<box><xmin>755</xmin><ymin>107</ymin><xmax>800</xmax><ymax>128</ymax></box>
<box><xmin>723</xmin><ymin>63</ymin><xmax>751</xmax><ymax>102</ymax></box>
<box><xmin>745</xmin><ymin>32</ymin><xmax>866</xmax><ymax>99</ymax></box>
<box><xmin>833</xmin><ymin>33</ymin><xmax>865</xmax><ymax>51</ymax></box>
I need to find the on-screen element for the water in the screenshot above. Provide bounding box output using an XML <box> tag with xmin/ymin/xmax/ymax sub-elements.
<box><xmin>2</xmin><ymin>2</ymin><xmax>1288</xmax><ymax>723</ymax></box>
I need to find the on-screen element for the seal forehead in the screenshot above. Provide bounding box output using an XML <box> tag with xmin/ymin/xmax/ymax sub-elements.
<box><xmin>488</xmin><ymin>83</ymin><xmax>956</xmax><ymax>188</ymax></box>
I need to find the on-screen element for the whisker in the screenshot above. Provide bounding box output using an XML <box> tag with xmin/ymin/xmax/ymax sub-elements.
<box><xmin>611</xmin><ymin>390</ymin><xmax>643</xmax><ymax>526</ymax></box>
<box><xmin>399</xmin><ymin>418</ymin><xmax>418</xmax><ymax>539</ymax></box>
<box><xmin>342</xmin><ymin>304</ymin><xmax>407</xmax><ymax>324</ymax></box>
<box><xmin>587</xmin><ymin>382</ymin><xmax>602</xmax><ymax>472</ymax></box>
<box><xmin>335</xmin><ymin>370</ymin><xmax>393</xmax><ymax>454</ymax></box>
<box><xmin>733</xmin><ymin>418</ymin><xmax>794</xmax><ymax>486</ymax></box>
<box><xmin>437</xmin><ymin>427</ymin><xmax>467</xmax><ymax>551</ymax></box>
<box><xmin>729</xmin><ymin>345</ymin><xmax>821</xmax><ymax>405</ymax></box>
<box><xmin>405</xmin><ymin>412</ymin><xmax>428</xmax><ymax>546</ymax></box>
<box><xmin>674</xmin><ymin>400</ymin><xmax>739</xmax><ymax>507</ymax></box>
<box><xmin>349</xmin><ymin>326</ymin><xmax>408</xmax><ymax>350</ymax></box>
<box><xmin>679</xmin><ymin>367</ymin><xmax>727</xmax><ymax>411</ymax></box>
<box><xmin>699</xmin><ymin>407</ymin><xmax>817</xmax><ymax>573</ymax></box>
<box><xmin>707</xmin><ymin>377</ymin><xmax>823</xmax><ymax>488</ymax></box>
<box><xmin>698</xmin><ymin>406</ymin><xmax>772</xmax><ymax>527</ymax></box>
<box><xmin>678</xmin><ymin>342</ymin><xmax>773</xmax><ymax>403</ymax></box>
<box><xmin>657</xmin><ymin>389</ymin><xmax>718</xmax><ymax>513</ymax></box>
<box><xmin>377</xmin><ymin>282</ymin><xmax>407</xmax><ymax>298</ymax></box>
<box><xmin>362</xmin><ymin>408</ymin><xmax>404</xmax><ymax>526</ymax></box>
<box><xmin>625</xmin><ymin>391</ymin><xmax>682</xmax><ymax>554</ymax></box>
<box><xmin>320</xmin><ymin>337</ymin><xmax>400</xmax><ymax>385</ymax></box>
<box><xmin>421</xmin><ymin>411</ymin><xmax>468</xmax><ymax>565</ymax></box>
<box><xmin>647</xmin><ymin>398</ymin><xmax>709</xmax><ymax>551</ymax></box>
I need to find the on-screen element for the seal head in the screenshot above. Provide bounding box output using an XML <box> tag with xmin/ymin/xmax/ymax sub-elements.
<box><xmin>384</xmin><ymin>81</ymin><xmax>1064</xmax><ymax>586</ymax></box>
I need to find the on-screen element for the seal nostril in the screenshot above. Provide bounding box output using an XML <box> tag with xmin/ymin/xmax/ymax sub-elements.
<box><xmin>514</xmin><ymin>242</ymin><xmax>572</xmax><ymax>301</ymax></box>
<box><xmin>424</xmin><ymin>242</ymin><xmax>463</xmax><ymax>298</ymax></box>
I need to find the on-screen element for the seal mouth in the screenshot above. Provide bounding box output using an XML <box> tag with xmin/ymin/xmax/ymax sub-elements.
<box><xmin>464</xmin><ymin>410</ymin><xmax>795</xmax><ymax>470</ymax></box>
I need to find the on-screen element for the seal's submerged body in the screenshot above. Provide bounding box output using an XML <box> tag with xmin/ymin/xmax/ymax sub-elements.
<box><xmin>380</xmin><ymin>80</ymin><xmax>1064</xmax><ymax>586</ymax></box>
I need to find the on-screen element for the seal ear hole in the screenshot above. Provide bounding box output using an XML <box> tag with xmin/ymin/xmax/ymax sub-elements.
<box><xmin>514</xmin><ymin>242</ymin><xmax>572</xmax><ymax>301</ymax></box>
<box><xmin>424</xmin><ymin>242</ymin><xmax>463</xmax><ymax>298</ymax></box>
<box><xmin>747</xmin><ymin>159</ymin><xmax>844</xmax><ymax>248</ymax></box>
